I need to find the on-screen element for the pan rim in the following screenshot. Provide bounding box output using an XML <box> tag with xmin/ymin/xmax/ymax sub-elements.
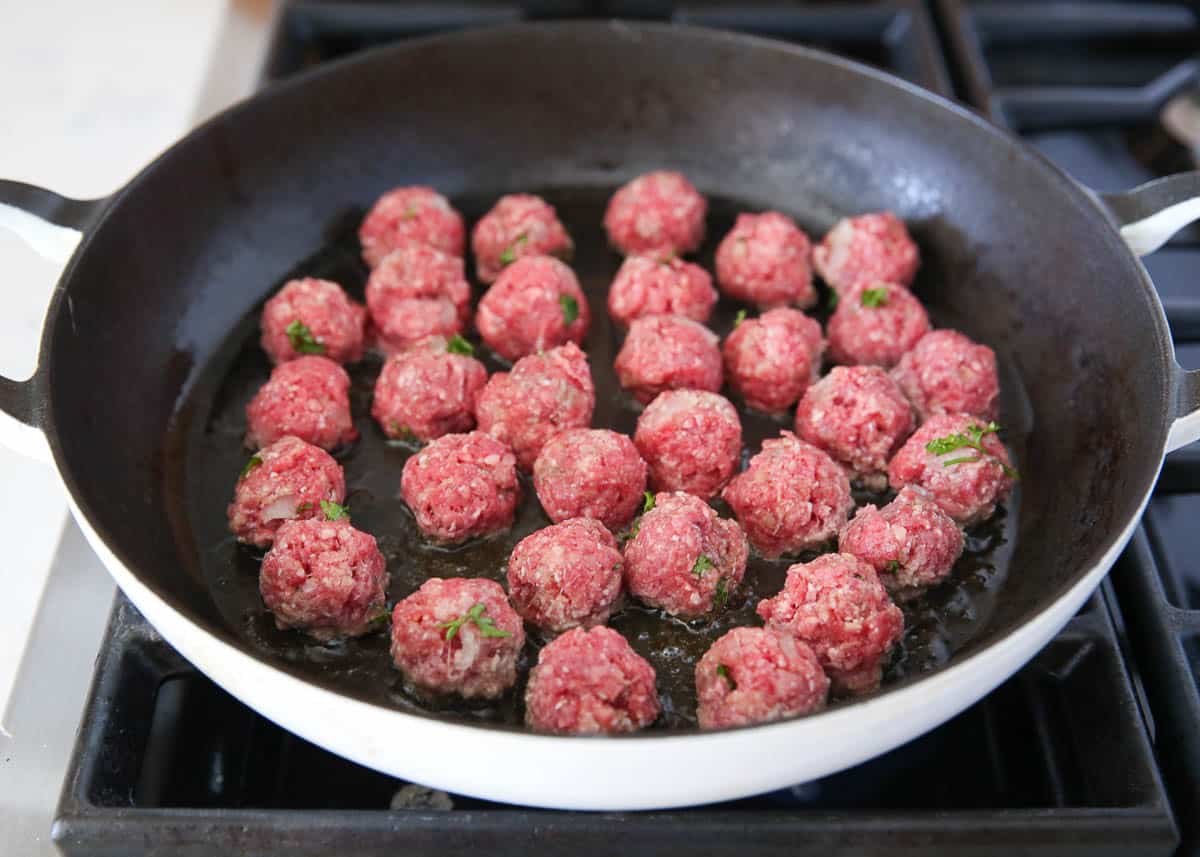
<box><xmin>37</xmin><ymin>20</ymin><xmax>1174</xmax><ymax>752</ymax></box>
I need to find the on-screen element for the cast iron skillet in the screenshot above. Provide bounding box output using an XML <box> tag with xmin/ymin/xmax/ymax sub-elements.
<box><xmin>2</xmin><ymin>23</ymin><xmax>1200</xmax><ymax>810</ymax></box>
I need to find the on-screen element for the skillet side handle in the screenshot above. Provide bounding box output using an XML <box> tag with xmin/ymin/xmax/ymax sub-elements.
<box><xmin>1101</xmin><ymin>172</ymin><xmax>1200</xmax><ymax>257</ymax></box>
<box><xmin>1168</xmin><ymin>368</ymin><xmax>1200</xmax><ymax>453</ymax></box>
<box><xmin>1101</xmin><ymin>173</ymin><xmax>1200</xmax><ymax>452</ymax></box>
<box><xmin>0</xmin><ymin>180</ymin><xmax>107</xmax><ymax>463</ymax></box>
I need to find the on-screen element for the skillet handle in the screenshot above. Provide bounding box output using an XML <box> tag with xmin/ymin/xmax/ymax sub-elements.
<box><xmin>0</xmin><ymin>180</ymin><xmax>106</xmax><ymax>463</ymax></box>
<box><xmin>1100</xmin><ymin>172</ymin><xmax>1200</xmax><ymax>452</ymax></box>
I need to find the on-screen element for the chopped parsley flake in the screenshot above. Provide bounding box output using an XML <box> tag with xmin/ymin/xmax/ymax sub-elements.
<box><xmin>438</xmin><ymin>603</ymin><xmax>512</xmax><ymax>641</ymax></box>
<box><xmin>886</xmin><ymin>559</ymin><xmax>901</xmax><ymax>573</ymax></box>
<box><xmin>446</xmin><ymin>334</ymin><xmax>474</xmax><ymax>356</ymax></box>
<box><xmin>642</xmin><ymin>491</ymin><xmax>656</xmax><ymax>514</ymax></box>
<box><xmin>370</xmin><ymin>609</ymin><xmax>391</xmax><ymax>625</ymax></box>
<box><xmin>402</xmin><ymin>205</ymin><xmax>418</xmax><ymax>221</ymax></box>
<box><xmin>716</xmin><ymin>664</ymin><xmax>736</xmax><ymax>690</ymax></box>
<box><xmin>714</xmin><ymin>577</ymin><xmax>729</xmax><ymax>610</ymax></box>
<box><xmin>320</xmin><ymin>499</ymin><xmax>349</xmax><ymax>521</ymax></box>
<box><xmin>296</xmin><ymin>501</ymin><xmax>313</xmax><ymax>514</ymax></box>
<box><xmin>385</xmin><ymin>421</ymin><xmax>415</xmax><ymax>445</ymax></box>
<box><xmin>498</xmin><ymin>233</ymin><xmax>528</xmax><ymax>266</ymax></box>
<box><xmin>925</xmin><ymin>421</ymin><xmax>1019</xmax><ymax>479</ymax></box>
<box><xmin>827</xmin><ymin>290</ymin><xmax>839</xmax><ymax>310</ymax></box>
<box><xmin>559</xmin><ymin>294</ymin><xmax>580</xmax><ymax>326</ymax></box>
<box><xmin>860</xmin><ymin>287</ymin><xmax>890</xmax><ymax>308</ymax></box>
<box><xmin>692</xmin><ymin>555</ymin><xmax>714</xmax><ymax>579</ymax></box>
<box><xmin>239</xmin><ymin>455</ymin><xmax>263</xmax><ymax>480</ymax></box>
<box><xmin>734</xmin><ymin>309</ymin><xmax>747</xmax><ymax>327</ymax></box>
<box><xmin>285</xmin><ymin>320</ymin><xmax>326</xmax><ymax>355</ymax></box>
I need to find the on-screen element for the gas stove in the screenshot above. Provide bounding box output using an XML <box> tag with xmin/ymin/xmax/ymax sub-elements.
<box><xmin>24</xmin><ymin>2</ymin><xmax>1200</xmax><ymax>855</ymax></box>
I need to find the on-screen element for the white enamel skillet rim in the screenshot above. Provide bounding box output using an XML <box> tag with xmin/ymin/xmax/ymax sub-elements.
<box><xmin>3</xmin><ymin>23</ymin><xmax>1200</xmax><ymax>810</ymax></box>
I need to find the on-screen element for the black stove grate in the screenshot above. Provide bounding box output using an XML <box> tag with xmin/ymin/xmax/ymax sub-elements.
<box><xmin>52</xmin><ymin>2</ymin><xmax>1199</xmax><ymax>854</ymax></box>
<box><xmin>52</xmin><ymin>592</ymin><xmax>1176</xmax><ymax>856</ymax></box>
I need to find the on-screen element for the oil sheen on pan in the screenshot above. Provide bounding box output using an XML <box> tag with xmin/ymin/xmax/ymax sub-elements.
<box><xmin>165</xmin><ymin>186</ymin><xmax>1024</xmax><ymax>731</ymax></box>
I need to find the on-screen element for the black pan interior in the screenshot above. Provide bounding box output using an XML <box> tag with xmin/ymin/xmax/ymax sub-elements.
<box><xmin>41</xmin><ymin>23</ymin><xmax>1172</xmax><ymax>731</ymax></box>
<box><xmin>174</xmin><ymin>185</ymin><xmax>1019</xmax><ymax>727</ymax></box>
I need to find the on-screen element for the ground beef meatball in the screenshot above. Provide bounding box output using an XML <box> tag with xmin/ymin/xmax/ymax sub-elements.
<box><xmin>723</xmin><ymin>307</ymin><xmax>824</xmax><ymax>414</ymax></box>
<box><xmin>614</xmin><ymin>314</ymin><xmax>723</xmax><ymax>404</ymax></box>
<box><xmin>840</xmin><ymin>486</ymin><xmax>964</xmax><ymax>596</ymax></box>
<box><xmin>721</xmin><ymin>432</ymin><xmax>852</xmax><ymax>558</ymax></box>
<box><xmin>757</xmin><ymin>553</ymin><xmax>904</xmax><ymax>695</ymax></box>
<box><xmin>826</xmin><ymin>281</ymin><xmax>930</xmax><ymax>368</ymax></box>
<box><xmin>365</xmin><ymin>243</ymin><xmax>472</xmax><ymax>354</ymax></box>
<box><xmin>245</xmin><ymin>356</ymin><xmax>358</xmax><ymax>451</ymax></box>
<box><xmin>695</xmin><ymin>627</ymin><xmax>829</xmax><ymax>729</ymax></box>
<box><xmin>400</xmin><ymin>431</ymin><xmax>521</xmax><ymax>543</ymax></box>
<box><xmin>471</xmin><ymin>193</ymin><xmax>574</xmax><ymax>284</ymax></box>
<box><xmin>634</xmin><ymin>390</ymin><xmax>741</xmax><ymax>500</ymax></box>
<box><xmin>371</xmin><ymin>336</ymin><xmax>488</xmax><ymax>442</ymax></box>
<box><xmin>227</xmin><ymin>436</ymin><xmax>346</xmax><ymax>548</ymax></box>
<box><xmin>506</xmin><ymin>518</ymin><xmax>624</xmax><ymax>632</ymax></box>
<box><xmin>533</xmin><ymin>429</ymin><xmax>647</xmax><ymax>530</ymax></box>
<box><xmin>606</xmin><ymin>253</ymin><xmax>717</xmax><ymax>327</ymax></box>
<box><xmin>259</xmin><ymin>518</ymin><xmax>387</xmax><ymax>641</ymax></box>
<box><xmin>390</xmin><ymin>577</ymin><xmax>525</xmax><ymax>699</ymax></box>
<box><xmin>525</xmin><ymin>626</ymin><xmax>660</xmax><ymax>734</ymax></box>
<box><xmin>359</xmin><ymin>186</ymin><xmax>465</xmax><ymax>268</ymax></box>
<box><xmin>891</xmin><ymin>329</ymin><xmax>1000</xmax><ymax>423</ymax></box>
<box><xmin>603</xmin><ymin>171</ymin><xmax>706</xmax><ymax>256</ymax></box>
<box><xmin>475</xmin><ymin>255</ymin><xmax>590</xmax><ymax>362</ymax></box>
<box><xmin>794</xmin><ymin>365</ymin><xmax>914</xmax><ymax>488</ymax></box>
<box><xmin>474</xmin><ymin>343</ymin><xmax>595</xmax><ymax>470</ymax></box>
<box><xmin>623</xmin><ymin>491</ymin><xmax>748</xmax><ymax>617</ymax></box>
<box><xmin>714</xmin><ymin>211</ymin><xmax>815</xmax><ymax>309</ymax></box>
<box><xmin>812</xmin><ymin>211</ymin><xmax>920</xmax><ymax>295</ymax></box>
<box><xmin>259</xmin><ymin>278</ymin><xmax>367</xmax><ymax>366</ymax></box>
<box><xmin>887</xmin><ymin>413</ymin><xmax>1016</xmax><ymax>525</ymax></box>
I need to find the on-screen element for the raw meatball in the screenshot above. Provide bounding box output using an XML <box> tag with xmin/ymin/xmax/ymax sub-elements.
<box><xmin>812</xmin><ymin>211</ymin><xmax>920</xmax><ymax>295</ymax></box>
<box><xmin>826</xmin><ymin>281</ymin><xmax>930</xmax><ymax>368</ymax></box>
<box><xmin>721</xmin><ymin>432</ymin><xmax>852</xmax><ymax>558</ymax></box>
<box><xmin>714</xmin><ymin>211</ymin><xmax>815</xmax><ymax>309</ymax></box>
<box><xmin>606</xmin><ymin>253</ymin><xmax>717</xmax><ymax>326</ymax></box>
<box><xmin>227</xmin><ymin>435</ymin><xmax>346</xmax><ymax>548</ymax></box>
<box><xmin>794</xmin><ymin>365</ymin><xmax>914</xmax><ymax>488</ymax></box>
<box><xmin>614</xmin><ymin>314</ymin><xmax>723</xmax><ymax>404</ymax></box>
<box><xmin>365</xmin><ymin>243</ymin><xmax>472</xmax><ymax>354</ymax></box>
<box><xmin>475</xmin><ymin>255</ymin><xmax>590</xmax><ymax>362</ymax></box>
<box><xmin>603</xmin><ymin>171</ymin><xmax>706</xmax><ymax>256</ymax></box>
<box><xmin>506</xmin><ymin>518</ymin><xmax>624</xmax><ymax>632</ymax></box>
<box><xmin>623</xmin><ymin>491</ymin><xmax>748</xmax><ymax>617</ymax></box>
<box><xmin>259</xmin><ymin>518</ymin><xmax>387</xmax><ymax>641</ymax></box>
<box><xmin>695</xmin><ymin>627</ymin><xmax>829</xmax><ymax>729</ymax></box>
<box><xmin>260</xmin><ymin>278</ymin><xmax>367</xmax><ymax>365</ymax></box>
<box><xmin>359</xmin><ymin>186</ymin><xmax>465</xmax><ymax>268</ymax></box>
<box><xmin>471</xmin><ymin>193</ymin><xmax>573</xmax><ymax>284</ymax></box>
<box><xmin>245</xmin><ymin>355</ymin><xmax>358</xmax><ymax>451</ymax></box>
<box><xmin>371</xmin><ymin>336</ymin><xmax>488</xmax><ymax>442</ymax></box>
<box><xmin>533</xmin><ymin>429</ymin><xmax>648</xmax><ymax>530</ymax></box>
<box><xmin>840</xmin><ymin>486</ymin><xmax>964</xmax><ymax>595</ymax></box>
<box><xmin>634</xmin><ymin>390</ymin><xmax>741</xmax><ymax>500</ymax></box>
<box><xmin>757</xmin><ymin>553</ymin><xmax>904</xmax><ymax>695</ymax></box>
<box><xmin>400</xmin><ymin>431</ymin><xmax>520</xmax><ymax>543</ymax></box>
<box><xmin>887</xmin><ymin>413</ymin><xmax>1015</xmax><ymax>525</ymax></box>
<box><xmin>525</xmin><ymin>626</ymin><xmax>660</xmax><ymax>735</ymax></box>
<box><xmin>723</xmin><ymin>307</ymin><xmax>824</xmax><ymax>413</ymax></box>
<box><xmin>390</xmin><ymin>577</ymin><xmax>525</xmax><ymax>699</ymax></box>
<box><xmin>474</xmin><ymin>343</ymin><xmax>595</xmax><ymax>470</ymax></box>
<box><xmin>891</xmin><ymin>329</ymin><xmax>1000</xmax><ymax>422</ymax></box>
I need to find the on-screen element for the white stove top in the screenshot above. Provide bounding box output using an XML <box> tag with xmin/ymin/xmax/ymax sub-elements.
<box><xmin>0</xmin><ymin>2</ymin><xmax>272</xmax><ymax>852</ymax></box>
